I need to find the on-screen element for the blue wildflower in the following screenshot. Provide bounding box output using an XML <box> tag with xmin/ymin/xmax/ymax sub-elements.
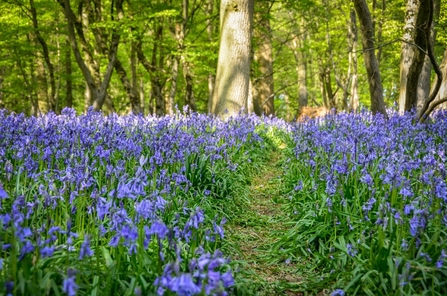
<box><xmin>62</xmin><ymin>269</ymin><xmax>78</xmax><ymax>296</ymax></box>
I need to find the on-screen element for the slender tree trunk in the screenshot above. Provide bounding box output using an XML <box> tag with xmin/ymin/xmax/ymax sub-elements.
<box><xmin>353</xmin><ymin>0</ymin><xmax>388</xmax><ymax>116</ymax></box>
<box><xmin>253</xmin><ymin>1</ymin><xmax>274</xmax><ymax>115</ymax></box>
<box><xmin>206</xmin><ymin>0</ymin><xmax>215</xmax><ymax>113</ymax></box>
<box><xmin>65</xmin><ymin>40</ymin><xmax>73</xmax><ymax>108</ymax></box>
<box><xmin>291</xmin><ymin>30</ymin><xmax>308</xmax><ymax>110</ymax></box>
<box><xmin>431</xmin><ymin>47</ymin><xmax>447</xmax><ymax>107</ymax></box>
<box><xmin>130</xmin><ymin>41</ymin><xmax>140</xmax><ymax>114</ymax></box>
<box><xmin>183</xmin><ymin>62</ymin><xmax>196</xmax><ymax>112</ymax></box>
<box><xmin>349</xmin><ymin>8</ymin><xmax>360</xmax><ymax>111</ymax></box>
<box><xmin>210</xmin><ymin>0</ymin><xmax>254</xmax><ymax>119</ymax></box>
<box><xmin>30</xmin><ymin>0</ymin><xmax>56</xmax><ymax>112</ymax></box>
<box><xmin>0</xmin><ymin>67</ymin><xmax>5</xmax><ymax>109</ymax></box>
<box><xmin>168</xmin><ymin>55</ymin><xmax>180</xmax><ymax>115</ymax></box>
<box><xmin>114</xmin><ymin>57</ymin><xmax>141</xmax><ymax>114</ymax></box>
<box><xmin>59</xmin><ymin>0</ymin><xmax>122</xmax><ymax>111</ymax></box>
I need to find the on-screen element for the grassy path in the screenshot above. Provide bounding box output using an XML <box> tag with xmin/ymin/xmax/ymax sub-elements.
<box><xmin>226</xmin><ymin>145</ymin><xmax>316</xmax><ymax>295</ymax></box>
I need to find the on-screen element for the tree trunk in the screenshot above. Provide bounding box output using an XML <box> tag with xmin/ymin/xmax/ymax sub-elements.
<box><xmin>168</xmin><ymin>55</ymin><xmax>180</xmax><ymax>115</ymax></box>
<box><xmin>210</xmin><ymin>0</ymin><xmax>254</xmax><ymax>119</ymax></box>
<box><xmin>399</xmin><ymin>0</ymin><xmax>420</xmax><ymax>113</ymax></box>
<box><xmin>353</xmin><ymin>0</ymin><xmax>388</xmax><ymax>117</ymax></box>
<box><xmin>59</xmin><ymin>0</ymin><xmax>122</xmax><ymax>111</ymax></box>
<box><xmin>417</xmin><ymin>0</ymin><xmax>440</xmax><ymax>113</ymax></box>
<box><xmin>30</xmin><ymin>0</ymin><xmax>56</xmax><ymax>112</ymax></box>
<box><xmin>65</xmin><ymin>40</ymin><xmax>73</xmax><ymax>108</ymax></box>
<box><xmin>130</xmin><ymin>41</ymin><xmax>140</xmax><ymax>114</ymax></box>
<box><xmin>349</xmin><ymin>8</ymin><xmax>360</xmax><ymax>112</ymax></box>
<box><xmin>0</xmin><ymin>67</ymin><xmax>5</xmax><ymax>109</ymax></box>
<box><xmin>114</xmin><ymin>57</ymin><xmax>141</xmax><ymax>114</ymax></box>
<box><xmin>253</xmin><ymin>1</ymin><xmax>274</xmax><ymax>116</ymax></box>
<box><xmin>401</xmin><ymin>0</ymin><xmax>431</xmax><ymax>112</ymax></box>
<box><xmin>431</xmin><ymin>47</ymin><xmax>447</xmax><ymax>107</ymax></box>
<box><xmin>206</xmin><ymin>0</ymin><xmax>216</xmax><ymax>113</ymax></box>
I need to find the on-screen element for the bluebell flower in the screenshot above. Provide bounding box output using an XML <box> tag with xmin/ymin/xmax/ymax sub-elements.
<box><xmin>0</xmin><ymin>183</ymin><xmax>7</xmax><ymax>199</ymax></box>
<box><xmin>331</xmin><ymin>289</ymin><xmax>345</xmax><ymax>296</ymax></box>
<box><xmin>79</xmin><ymin>235</ymin><xmax>94</xmax><ymax>260</ymax></box>
<box><xmin>5</xmin><ymin>281</ymin><xmax>13</xmax><ymax>296</ymax></box>
<box><xmin>41</xmin><ymin>246</ymin><xmax>55</xmax><ymax>258</ymax></box>
<box><xmin>169</xmin><ymin>273</ymin><xmax>201</xmax><ymax>296</ymax></box>
<box><xmin>346</xmin><ymin>243</ymin><xmax>358</xmax><ymax>257</ymax></box>
<box><xmin>62</xmin><ymin>269</ymin><xmax>78</xmax><ymax>296</ymax></box>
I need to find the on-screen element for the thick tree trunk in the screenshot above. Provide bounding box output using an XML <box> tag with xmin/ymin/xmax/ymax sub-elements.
<box><xmin>353</xmin><ymin>0</ymin><xmax>388</xmax><ymax>117</ymax></box>
<box><xmin>253</xmin><ymin>2</ymin><xmax>274</xmax><ymax>116</ymax></box>
<box><xmin>399</xmin><ymin>0</ymin><xmax>420</xmax><ymax>113</ymax></box>
<box><xmin>210</xmin><ymin>0</ymin><xmax>254</xmax><ymax>119</ymax></box>
<box><xmin>349</xmin><ymin>8</ymin><xmax>360</xmax><ymax>112</ymax></box>
<box><xmin>401</xmin><ymin>0</ymin><xmax>431</xmax><ymax>112</ymax></box>
<box><xmin>417</xmin><ymin>0</ymin><xmax>440</xmax><ymax>112</ymax></box>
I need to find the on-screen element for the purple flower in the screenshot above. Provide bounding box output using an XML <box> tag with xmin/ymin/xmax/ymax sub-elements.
<box><xmin>331</xmin><ymin>289</ymin><xmax>345</xmax><ymax>296</ymax></box>
<box><xmin>0</xmin><ymin>183</ymin><xmax>7</xmax><ymax>199</ymax></box>
<box><xmin>40</xmin><ymin>246</ymin><xmax>55</xmax><ymax>258</ymax></box>
<box><xmin>410</xmin><ymin>216</ymin><xmax>419</xmax><ymax>237</ymax></box>
<box><xmin>221</xmin><ymin>270</ymin><xmax>234</xmax><ymax>288</ymax></box>
<box><xmin>169</xmin><ymin>273</ymin><xmax>201</xmax><ymax>296</ymax></box>
<box><xmin>79</xmin><ymin>235</ymin><xmax>94</xmax><ymax>260</ymax></box>
<box><xmin>346</xmin><ymin>243</ymin><xmax>358</xmax><ymax>257</ymax></box>
<box><xmin>62</xmin><ymin>269</ymin><xmax>78</xmax><ymax>296</ymax></box>
<box><xmin>5</xmin><ymin>281</ymin><xmax>13</xmax><ymax>296</ymax></box>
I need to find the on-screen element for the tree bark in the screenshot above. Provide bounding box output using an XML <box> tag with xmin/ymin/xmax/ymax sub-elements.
<box><xmin>253</xmin><ymin>1</ymin><xmax>274</xmax><ymax>115</ymax></box>
<box><xmin>349</xmin><ymin>8</ymin><xmax>360</xmax><ymax>112</ymax></box>
<box><xmin>210</xmin><ymin>0</ymin><xmax>254</xmax><ymax>119</ymax></box>
<box><xmin>0</xmin><ymin>67</ymin><xmax>5</xmax><ymax>109</ymax></box>
<box><xmin>417</xmin><ymin>0</ymin><xmax>439</xmax><ymax>112</ymax></box>
<box><xmin>59</xmin><ymin>0</ymin><xmax>122</xmax><ymax>111</ymax></box>
<box><xmin>398</xmin><ymin>0</ymin><xmax>420</xmax><ymax>113</ymax></box>
<box><xmin>114</xmin><ymin>57</ymin><xmax>141</xmax><ymax>114</ymax></box>
<box><xmin>206</xmin><ymin>0</ymin><xmax>216</xmax><ymax>113</ymax></box>
<box><xmin>30</xmin><ymin>0</ymin><xmax>57</xmax><ymax>112</ymax></box>
<box><xmin>353</xmin><ymin>0</ymin><xmax>388</xmax><ymax>117</ymax></box>
<box><xmin>401</xmin><ymin>0</ymin><xmax>431</xmax><ymax>112</ymax></box>
<box><xmin>65</xmin><ymin>40</ymin><xmax>73</xmax><ymax>108</ymax></box>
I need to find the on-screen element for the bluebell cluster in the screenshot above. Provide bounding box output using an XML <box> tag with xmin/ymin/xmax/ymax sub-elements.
<box><xmin>285</xmin><ymin>110</ymin><xmax>447</xmax><ymax>293</ymax></box>
<box><xmin>0</xmin><ymin>108</ymin><xmax>267</xmax><ymax>295</ymax></box>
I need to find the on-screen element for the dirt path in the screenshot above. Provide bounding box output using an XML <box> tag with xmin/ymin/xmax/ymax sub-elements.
<box><xmin>227</xmin><ymin>147</ymin><xmax>306</xmax><ymax>295</ymax></box>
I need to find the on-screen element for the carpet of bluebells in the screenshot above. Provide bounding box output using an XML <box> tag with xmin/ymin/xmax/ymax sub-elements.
<box><xmin>280</xmin><ymin>111</ymin><xmax>447</xmax><ymax>295</ymax></box>
<box><xmin>0</xmin><ymin>108</ymin><xmax>272</xmax><ymax>296</ymax></box>
<box><xmin>1</xmin><ymin>108</ymin><xmax>447</xmax><ymax>296</ymax></box>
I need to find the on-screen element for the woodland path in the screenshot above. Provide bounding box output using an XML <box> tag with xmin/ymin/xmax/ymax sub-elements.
<box><xmin>226</xmin><ymin>146</ymin><xmax>325</xmax><ymax>295</ymax></box>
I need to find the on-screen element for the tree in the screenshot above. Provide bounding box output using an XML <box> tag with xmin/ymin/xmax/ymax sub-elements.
<box><xmin>209</xmin><ymin>0</ymin><xmax>254</xmax><ymax>119</ymax></box>
<box><xmin>58</xmin><ymin>0</ymin><xmax>122</xmax><ymax>112</ymax></box>
<box><xmin>398</xmin><ymin>0</ymin><xmax>431</xmax><ymax>113</ymax></box>
<box><xmin>353</xmin><ymin>0</ymin><xmax>388</xmax><ymax>116</ymax></box>
<box><xmin>253</xmin><ymin>1</ymin><xmax>275</xmax><ymax>116</ymax></box>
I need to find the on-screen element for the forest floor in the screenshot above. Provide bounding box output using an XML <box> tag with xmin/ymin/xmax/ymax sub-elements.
<box><xmin>226</xmin><ymin>144</ymin><xmax>330</xmax><ymax>295</ymax></box>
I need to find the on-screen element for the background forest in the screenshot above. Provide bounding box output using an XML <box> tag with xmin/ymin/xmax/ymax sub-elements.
<box><xmin>0</xmin><ymin>0</ymin><xmax>447</xmax><ymax>119</ymax></box>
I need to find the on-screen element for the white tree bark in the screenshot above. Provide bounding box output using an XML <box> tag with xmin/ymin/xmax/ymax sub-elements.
<box><xmin>210</xmin><ymin>0</ymin><xmax>254</xmax><ymax>119</ymax></box>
